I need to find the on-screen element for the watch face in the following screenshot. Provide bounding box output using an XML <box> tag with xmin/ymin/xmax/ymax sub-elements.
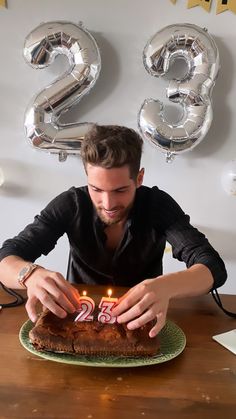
<box><xmin>18</xmin><ymin>263</ymin><xmax>37</xmax><ymax>287</ymax></box>
<box><xmin>20</xmin><ymin>267</ymin><xmax>29</xmax><ymax>277</ymax></box>
<box><xmin>19</xmin><ymin>265</ymin><xmax>33</xmax><ymax>279</ymax></box>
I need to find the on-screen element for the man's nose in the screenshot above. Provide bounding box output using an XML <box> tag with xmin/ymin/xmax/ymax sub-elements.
<box><xmin>102</xmin><ymin>192</ymin><xmax>116</xmax><ymax>210</ymax></box>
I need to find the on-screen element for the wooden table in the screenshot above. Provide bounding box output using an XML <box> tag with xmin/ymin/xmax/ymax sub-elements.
<box><xmin>0</xmin><ymin>285</ymin><xmax>235</xmax><ymax>419</ymax></box>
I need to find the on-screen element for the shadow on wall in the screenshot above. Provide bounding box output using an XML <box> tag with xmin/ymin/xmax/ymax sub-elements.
<box><xmin>197</xmin><ymin>225</ymin><xmax>236</xmax><ymax>262</ymax></box>
<box><xmin>0</xmin><ymin>157</ymin><xmax>85</xmax><ymax>201</ymax></box>
<box><xmin>0</xmin><ymin>159</ymin><xmax>29</xmax><ymax>197</ymax></box>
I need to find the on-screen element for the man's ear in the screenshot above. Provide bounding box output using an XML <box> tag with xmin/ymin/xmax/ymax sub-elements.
<box><xmin>137</xmin><ymin>168</ymin><xmax>144</xmax><ymax>187</ymax></box>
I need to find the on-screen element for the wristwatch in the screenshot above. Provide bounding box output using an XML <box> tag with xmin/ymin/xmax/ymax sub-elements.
<box><xmin>17</xmin><ymin>263</ymin><xmax>40</xmax><ymax>288</ymax></box>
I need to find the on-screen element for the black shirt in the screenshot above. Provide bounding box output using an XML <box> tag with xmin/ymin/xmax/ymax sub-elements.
<box><xmin>0</xmin><ymin>185</ymin><xmax>227</xmax><ymax>288</ymax></box>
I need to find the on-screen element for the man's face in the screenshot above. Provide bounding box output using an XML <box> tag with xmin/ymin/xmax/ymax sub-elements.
<box><xmin>87</xmin><ymin>164</ymin><xmax>144</xmax><ymax>226</ymax></box>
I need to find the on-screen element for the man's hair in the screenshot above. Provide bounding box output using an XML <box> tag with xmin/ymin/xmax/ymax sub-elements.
<box><xmin>81</xmin><ymin>124</ymin><xmax>143</xmax><ymax>179</ymax></box>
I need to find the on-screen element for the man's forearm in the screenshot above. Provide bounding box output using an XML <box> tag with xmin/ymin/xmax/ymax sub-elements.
<box><xmin>160</xmin><ymin>263</ymin><xmax>214</xmax><ymax>300</ymax></box>
<box><xmin>0</xmin><ymin>256</ymin><xmax>31</xmax><ymax>289</ymax></box>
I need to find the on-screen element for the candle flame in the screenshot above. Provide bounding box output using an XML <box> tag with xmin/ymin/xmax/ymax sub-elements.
<box><xmin>107</xmin><ymin>289</ymin><xmax>112</xmax><ymax>298</ymax></box>
<box><xmin>82</xmin><ymin>290</ymin><xmax>87</xmax><ymax>296</ymax></box>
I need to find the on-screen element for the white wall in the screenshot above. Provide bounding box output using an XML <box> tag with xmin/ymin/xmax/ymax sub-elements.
<box><xmin>0</xmin><ymin>0</ymin><xmax>235</xmax><ymax>294</ymax></box>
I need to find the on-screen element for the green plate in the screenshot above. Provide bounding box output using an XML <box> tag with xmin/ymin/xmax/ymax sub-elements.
<box><xmin>19</xmin><ymin>319</ymin><xmax>186</xmax><ymax>368</ymax></box>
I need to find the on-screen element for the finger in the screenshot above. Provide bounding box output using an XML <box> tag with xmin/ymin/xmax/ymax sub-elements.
<box><xmin>54</xmin><ymin>276</ymin><xmax>81</xmax><ymax>309</ymax></box>
<box><xmin>35</xmin><ymin>273</ymin><xmax>79</xmax><ymax>313</ymax></box>
<box><xmin>126</xmin><ymin>305</ymin><xmax>157</xmax><ymax>330</ymax></box>
<box><xmin>149</xmin><ymin>313</ymin><xmax>165</xmax><ymax>338</ymax></box>
<box><xmin>118</xmin><ymin>285</ymin><xmax>138</xmax><ymax>302</ymax></box>
<box><xmin>25</xmin><ymin>296</ymin><xmax>40</xmax><ymax>323</ymax></box>
<box><xmin>35</xmin><ymin>288</ymin><xmax>68</xmax><ymax>319</ymax></box>
<box><xmin>112</xmin><ymin>284</ymin><xmax>145</xmax><ymax>316</ymax></box>
<box><xmin>112</xmin><ymin>288</ymin><xmax>135</xmax><ymax>315</ymax></box>
<box><xmin>41</xmin><ymin>278</ymin><xmax>77</xmax><ymax>314</ymax></box>
<box><xmin>116</xmin><ymin>292</ymin><xmax>156</xmax><ymax>323</ymax></box>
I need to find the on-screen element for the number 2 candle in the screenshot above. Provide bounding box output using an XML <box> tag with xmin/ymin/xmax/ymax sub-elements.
<box><xmin>74</xmin><ymin>291</ymin><xmax>95</xmax><ymax>322</ymax></box>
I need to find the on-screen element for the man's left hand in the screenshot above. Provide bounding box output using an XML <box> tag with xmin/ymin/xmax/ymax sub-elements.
<box><xmin>112</xmin><ymin>277</ymin><xmax>169</xmax><ymax>338</ymax></box>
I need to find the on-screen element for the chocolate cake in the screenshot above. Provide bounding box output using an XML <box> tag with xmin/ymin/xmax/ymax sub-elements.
<box><xmin>29</xmin><ymin>309</ymin><xmax>160</xmax><ymax>357</ymax></box>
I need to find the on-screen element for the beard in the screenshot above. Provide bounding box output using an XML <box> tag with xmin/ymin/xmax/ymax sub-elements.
<box><xmin>96</xmin><ymin>203</ymin><xmax>133</xmax><ymax>226</ymax></box>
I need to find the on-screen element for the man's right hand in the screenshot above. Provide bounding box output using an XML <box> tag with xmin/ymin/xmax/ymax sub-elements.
<box><xmin>25</xmin><ymin>267</ymin><xmax>81</xmax><ymax>322</ymax></box>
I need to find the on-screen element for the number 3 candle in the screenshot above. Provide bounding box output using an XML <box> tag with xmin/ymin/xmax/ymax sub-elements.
<box><xmin>98</xmin><ymin>289</ymin><xmax>118</xmax><ymax>324</ymax></box>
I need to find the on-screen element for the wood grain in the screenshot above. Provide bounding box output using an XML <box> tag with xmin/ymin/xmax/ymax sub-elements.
<box><xmin>0</xmin><ymin>286</ymin><xmax>235</xmax><ymax>419</ymax></box>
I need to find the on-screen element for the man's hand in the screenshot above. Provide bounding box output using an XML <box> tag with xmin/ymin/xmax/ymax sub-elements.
<box><xmin>112</xmin><ymin>277</ymin><xmax>169</xmax><ymax>338</ymax></box>
<box><xmin>25</xmin><ymin>267</ymin><xmax>80</xmax><ymax>322</ymax></box>
<box><xmin>112</xmin><ymin>264</ymin><xmax>215</xmax><ymax>338</ymax></box>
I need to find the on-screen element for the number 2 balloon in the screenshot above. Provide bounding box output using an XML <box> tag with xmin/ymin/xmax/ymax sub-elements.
<box><xmin>23</xmin><ymin>21</ymin><xmax>101</xmax><ymax>161</ymax></box>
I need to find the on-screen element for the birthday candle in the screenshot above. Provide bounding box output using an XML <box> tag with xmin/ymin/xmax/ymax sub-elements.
<box><xmin>74</xmin><ymin>291</ymin><xmax>95</xmax><ymax>322</ymax></box>
<box><xmin>98</xmin><ymin>289</ymin><xmax>118</xmax><ymax>324</ymax></box>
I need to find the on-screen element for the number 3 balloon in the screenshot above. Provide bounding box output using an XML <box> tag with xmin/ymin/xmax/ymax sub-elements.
<box><xmin>24</xmin><ymin>21</ymin><xmax>101</xmax><ymax>161</ymax></box>
<box><xmin>138</xmin><ymin>23</ymin><xmax>219</xmax><ymax>162</ymax></box>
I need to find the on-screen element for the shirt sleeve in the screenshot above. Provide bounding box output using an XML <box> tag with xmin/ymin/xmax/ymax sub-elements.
<box><xmin>151</xmin><ymin>187</ymin><xmax>227</xmax><ymax>289</ymax></box>
<box><xmin>166</xmin><ymin>215</ymin><xmax>227</xmax><ymax>289</ymax></box>
<box><xmin>0</xmin><ymin>188</ymin><xmax>78</xmax><ymax>263</ymax></box>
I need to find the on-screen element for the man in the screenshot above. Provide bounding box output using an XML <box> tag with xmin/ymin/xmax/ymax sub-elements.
<box><xmin>0</xmin><ymin>125</ymin><xmax>227</xmax><ymax>337</ymax></box>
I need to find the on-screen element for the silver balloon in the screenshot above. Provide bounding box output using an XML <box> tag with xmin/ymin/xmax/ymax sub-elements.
<box><xmin>138</xmin><ymin>23</ymin><xmax>219</xmax><ymax>162</ymax></box>
<box><xmin>24</xmin><ymin>21</ymin><xmax>101</xmax><ymax>161</ymax></box>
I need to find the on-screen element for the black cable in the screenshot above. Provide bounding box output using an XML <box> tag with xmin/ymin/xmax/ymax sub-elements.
<box><xmin>0</xmin><ymin>281</ymin><xmax>25</xmax><ymax>308</ymax></box>
<box><xmin>211</xmin><ymin>288</ymin><xmax>236</xmax><ymax>318</ymax></box>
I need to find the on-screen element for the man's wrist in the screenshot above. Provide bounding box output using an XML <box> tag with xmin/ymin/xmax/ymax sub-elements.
<box><xmin>17</xmin><ymin>263</ymin><xmax>41</xmax><ymax>288</ymax></box>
